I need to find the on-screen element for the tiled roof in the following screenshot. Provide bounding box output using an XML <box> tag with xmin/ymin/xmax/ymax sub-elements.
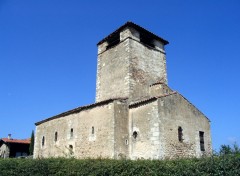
<box><xmin>129</xmin><ymin>92</ymin><xmax>210</xmax><ymax>121</ymax></box>
<box><xmin>35</xmin><ymin>93</ymin><xmax>180</xmax><ymax>125</ymax></box>
<box><xmin>34</xmin><ymin>91</ymin><xmax>210</xmax><ymax>125</ymax></box>
<box><xmin>1</xmin><ymin>138</ymin><xmax>30</xmax><ymax>144</ymax></box>
<box><xmin>35</xmin><ymin>98</ymin><xmax>128</xmax><ymax>126</ymax></box>
<box><xmin>97</xmin><ymin>21</ymin><xmax>169</xmax><ymax>45</ymax></box>
<box><xmin>129</xmin><ymin>92</ymin><xmax>177</xmax><ymax>108</ymax></box>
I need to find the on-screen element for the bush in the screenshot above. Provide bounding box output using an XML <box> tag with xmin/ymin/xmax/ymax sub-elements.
<box><xmin>0</xmin><ymin>154</ymin><xmax>240</xmax><ymax>176</ymax></box>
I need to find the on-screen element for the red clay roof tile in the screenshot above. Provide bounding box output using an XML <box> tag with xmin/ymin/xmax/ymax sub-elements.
<box><xmin>1</xmin><ymin>138</ymin><xmax>30</xmax><ymax>144</ymax></box>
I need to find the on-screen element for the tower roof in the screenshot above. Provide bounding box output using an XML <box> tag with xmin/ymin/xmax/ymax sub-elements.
<box><xmin>97</xmin><ymin>21</ymin><xmax>169</xmax><ymax>45</ymax></box>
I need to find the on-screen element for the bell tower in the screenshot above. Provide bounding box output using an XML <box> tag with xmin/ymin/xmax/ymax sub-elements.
<box><xmin>96</xmin><ymin>22</ymin><xmax>169</xmax><ymax>102</ymax></box>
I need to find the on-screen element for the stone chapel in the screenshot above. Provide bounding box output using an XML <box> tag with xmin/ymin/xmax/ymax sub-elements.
<box><xmin>34</xmin><ymin>22</ymin><xmax>212</xmax><ymax>159</ymax></box>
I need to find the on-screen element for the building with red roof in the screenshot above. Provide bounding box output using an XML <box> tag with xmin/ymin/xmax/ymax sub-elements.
<box><xmin>0</xmin><ymin>134</ymin><xmax>30</xmax><ymax>158</ymax></box>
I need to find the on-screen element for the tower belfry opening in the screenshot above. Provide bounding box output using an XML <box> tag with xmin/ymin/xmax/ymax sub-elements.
<box><xmin>106</xmin><ymin>33</ymin><xmax>120</xmax><ymax>50</ymax></box>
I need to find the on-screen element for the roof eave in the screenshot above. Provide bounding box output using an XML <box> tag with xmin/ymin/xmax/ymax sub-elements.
<box><xmin>97</xmin><ymin>21</ymin><xmax>169</xmax><ymax>46</ymax></box>
<box><xmin>35</xmin><ymin>98</ymin><xmax>128</xmax><ymax>126</ymax></box>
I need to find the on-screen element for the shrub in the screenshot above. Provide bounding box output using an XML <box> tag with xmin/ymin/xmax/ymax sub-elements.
<box><xmin>0</xmin><ymin>154</ymin><xmax>240</xmax><ymax>176</ymax></box>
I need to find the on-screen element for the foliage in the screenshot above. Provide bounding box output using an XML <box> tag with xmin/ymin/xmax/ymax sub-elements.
<box><xmin>219</xmin><ymin>142</ymin><xmax>240</xmax><ymax>156</ymax></box>
<box><xmin>233</xmin><ymin>143</ymin><xmax>240</xmax><ymax>155</ymax></box>
<box><xmin>29</xmin><ymin>130</ymin><xmax>35</xmax><ymax>155</ymax></box>
<box><xmin>219</xmin><ymin>144</ymin><xmax>232</xmax><ymax>155</ymax></box>
<box><xmin>1</xmin><ymin>144</ymin><xmax>239</xmax><ymax>175</ymax></box>
<box><xmin>0</xmin><ymin>154</ymin><xmax>239</xmax><ymax>176</ymax></box>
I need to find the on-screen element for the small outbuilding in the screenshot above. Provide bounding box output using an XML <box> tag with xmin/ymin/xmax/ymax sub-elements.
<box><xmin>0</xmin><ymin>134</ymin><xmax>30</xmax><ymax>158</ymax></box>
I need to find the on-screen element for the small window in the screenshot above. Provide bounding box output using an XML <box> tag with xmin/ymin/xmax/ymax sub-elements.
<box><xmin>70</xmin><ymin>128</ymin><xmax>73</xmax><ymax>138</ymax></box>
<box><xmin>178</xmin><ymin>126</ymin><xmax>183</xmax><ymax>142</ymax></box>
<box><xmin>125</xmin><ymin>139</ymin><xmax>128</xmax><ymax>145</ymax></box>
<box><xmin>42</xmin><ymin>136</ymin><xmax>45</xmax><ymax>146</ymax></box>
<box><xmin>69</xmin><ymin>145</ymin><xmax>73</xmax><ymax>155</ymax></box>
<box><xmin>92</xmin><ymin>126</ymin><xmax>94</xmax><ymax>134</ymax></box>
<box><xmin>199</xmin><ymin>131</ymin><xmax>205</xmax><ymax>151</ymax></box>
<box><xmin>133</xmin><ymin>131</ymin><xmax>138</xmax><ymax>139</ymax></box>
<box><xmin>140</xmin><ymin>34</ymin><xmax>155</xmax><ymax>48</ymax></box>
<box><xmin>106</xmin><ymin>33</ymin><xmax>120</xmax><ymax>50</ymax></box>
<box><xmin>55</xmin><ymin>132</ymin><xmax>58</xmax><ymax>142</ymax></box>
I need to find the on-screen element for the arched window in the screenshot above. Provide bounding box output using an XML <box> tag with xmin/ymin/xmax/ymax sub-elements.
<box><xmin>178</xmin><ymin>126</ymin><xmax>183</xmax><ymax>142</ymax></box>
<box><xmin>69</xmin><ymin>145</ymin><xmax>73</xmax><ymax>155</ymax></box>
<box><xmin>42</xmin><ymin>136</ymin><xmax>45</xmax><ymax>146</ymax></box>
<box><xmin>70</xmin><ymin>128</ymin><xmax>73</xmax><ymax>138</ymax></box>
<box><xmin>55</xmin><ymin>132</ymin><xmax>58</xmax><ymax>142</ymax></box>
<box><xmin>92</xmin><ymin>126</ymin><xmax>94</xmax><ymax>134</ymax></box>
<box><xmin>133</xmin><ymin>131</ymin><xmax>138</xmax><ymax>139</ymax></box>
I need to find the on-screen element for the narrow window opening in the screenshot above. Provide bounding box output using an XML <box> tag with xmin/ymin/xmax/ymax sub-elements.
<box><xmin>199</xmin><ymin>131</ymin><xmax>205</xmax><ymax>151</ymax></box>
<box><xmin>69</xmin><ymin>145</ymin><xmax>73</xmax><ymax>155</ymax></box>
<box><xmin>133</xmin><ymin>131</ymin><xmax>138</xmax><ymax>139</ymax></box>
<box><xmin>125</xmin><ymin>139</ymin><xmax>128</xmax><ymax>145</ymax></box>
<box><xmin>140</xmin><ymin>34</ymin><xmax>155</xmax><ymax>48</ymax></box>
<box><xmin>55</xmin><ymin>132</ymin><xmax>58</xmax><ymax>142</ymax></box>
<box><xmin>106</xmin><ymin>33</ymin><xmax>120</xmax><ymax>50</ymax></box>
<box><xmin>42</xmin><ymin>136</ymin><xmax>45</xmax><ymax>147</ymax></box>
<box><xmin>70</xmin><ymin>128</ymin><xmax>73</xmax><ymax>138</ymax></box>
<box><xmin>178</xmin><ymin>126</ymin><xmax>183</xmax><ymax>142</ymax></box>
<box><xmin>92</xmin><ymin>126</ymin><xmax>94</xmax><ymax>134</ymax></box>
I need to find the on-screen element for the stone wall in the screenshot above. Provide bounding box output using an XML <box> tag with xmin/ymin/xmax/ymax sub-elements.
<box><xmin>34</xmin><ymin>102</ymin><xmax>116</xmax><ymax>159</ymax></box>
<box><xmin>129</xmin><ymin>100</ymin><xmax>162</xmax><ymax>159</ymax></box>
<box><xmin>127</xmin><ymin>92</ymin><xmax>212</xmax><ymax>160</ymax></box>
<box><xmin>149</xmin><ymin>83</ymin><xmax>173</xmax><ymax>97</ymax></box>
<box><xmin>128</xmin><ymin>38</ymin><xmax>167</xmax><ymax>101</ymax></box>
<box><xmin>113</xmin><ymin>101</ymin><xmax>129</xmax><ymax>159</ymax></box>
<box><xmin>158</xmin><ymin>93</ymin><xmax>212</xmax><ymax>159</ymax></box>
<box><xmin>0</xmin><ymin>143</ymin><xmax>9</xmax><ymax>158</ymax></box>
<box><xmin>96</xmin><ymin>39</ymin><xmax>130</xmax><ymax>102</ymax></box>
<box><xmin>96</xmin><ymin>27</ymin><xmax>167</xmax><ymax>103</ymax></box>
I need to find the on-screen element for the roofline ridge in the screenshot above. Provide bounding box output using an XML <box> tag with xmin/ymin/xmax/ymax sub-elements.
<box><xmin>129</xmin><ymin>92</ymin><xmax>177</xmax><ymax>108</ymax></box>
<box><xmin>97</xmin><ymin>21</ymin><xmax>169</xmax><ymax>45</ymax></box>
<box><xmin>35</xmin><ymin>97</ymin><xmax>128</xmax><ymax>126</ymax></box>
<box><xmin>175</xmin><ymin>92</ymin><xmax>210</xmax><ymax>122</ymax></box>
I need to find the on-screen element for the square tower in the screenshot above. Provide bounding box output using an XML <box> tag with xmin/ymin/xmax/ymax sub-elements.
<box><xmin>96</xmin><ymin>22</ymin><xmax>169</xmax><ymax>102</ymax></box>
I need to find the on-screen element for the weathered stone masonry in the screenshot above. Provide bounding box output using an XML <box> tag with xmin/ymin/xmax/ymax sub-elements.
<box><xmin>34</xmin><ymin>22</ymin><xmax>212</xmax><ymax>159</ymax></box>
<box><xmin>96</xmin><ymin>25</ymin><xmax>168</xmax><ymax>102</ymax></box>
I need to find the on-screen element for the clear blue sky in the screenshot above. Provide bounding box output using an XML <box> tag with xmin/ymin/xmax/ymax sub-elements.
<box><xmin>0</xmin><ymin>0</ymin><xmax>239</xmax><ymax>151</ymax></box>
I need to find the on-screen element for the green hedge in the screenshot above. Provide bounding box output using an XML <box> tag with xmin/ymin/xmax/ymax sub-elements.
<box><xmin>0</xmin><ymin>155</ymin><xmax>239</xmax><ymax>176</ymax></box>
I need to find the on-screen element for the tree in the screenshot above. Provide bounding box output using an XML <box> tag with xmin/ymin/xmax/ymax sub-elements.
<box><xmin>29</xmin><ymin>130</ymin><xmax>35</xmax><ymax>155</ymax></box>
<box><xmin>219</xmin><ymin>144</ymin><xmax>232</xmax><ymax>155</ymax></box>
<box><xmin>219</xmin><ymin>143</ymin><xmax>240</xmax><ymax>156</ymax></box>
<box><xmin>232</xmin><ymin>142</ymin><xmax>240</xmax><ymax>155</ymax></box>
